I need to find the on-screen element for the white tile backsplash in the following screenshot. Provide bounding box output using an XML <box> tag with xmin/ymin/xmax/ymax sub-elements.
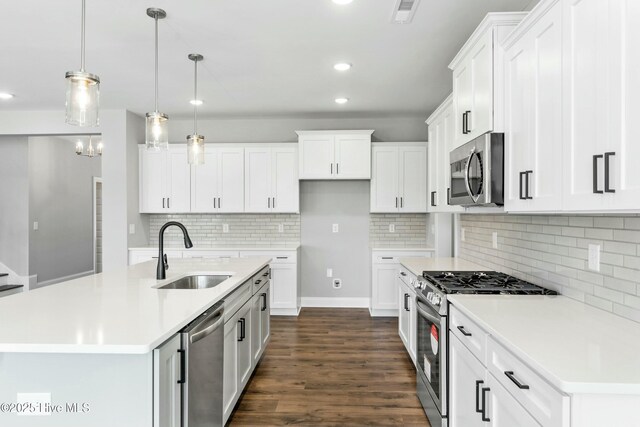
<box><xmin>369</xmin><ymin>213</ymin><xmax>427</xmax><ymax>248</ymax></box>
<box><xmin>459</xmin><ymin>214</ymin><xmax>640</xmax><ymax>323</ymax></box>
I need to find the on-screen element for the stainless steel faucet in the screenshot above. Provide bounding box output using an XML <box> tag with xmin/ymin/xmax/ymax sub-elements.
<box><xmin>157</xmin><ymin>221</ymin><xmax>193</xmax><ymax>280</ymax></box>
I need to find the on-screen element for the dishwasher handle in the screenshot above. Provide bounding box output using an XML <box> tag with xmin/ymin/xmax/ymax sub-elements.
<box><xmin>189</xmin><ymin>304</ymin><xmax>225</xmax><ymax>345</ymax></box>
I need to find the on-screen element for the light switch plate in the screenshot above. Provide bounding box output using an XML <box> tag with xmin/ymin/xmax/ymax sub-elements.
<box><xmin>588</xmin><ymin>244</ymin><xmax>601</xmax><ymax>272</ymax></box>
<box><xmin>33</xmin><ymin>221</ymin><xmax>38</xmax><ymax>231</ymax></box>
<box><xmin>129</xmin><ymin>224</ymin><xmax>135</xmax><ymax>235</ymax></box>
<box><xmin>222</xmin><ymin>224</ymin><xmax>229</xmax><ymax>233</ymax></box>
<box><xmin>332</xmin><ymin>224</ymin><xmax>339</xmax><ymax>233</ymax></box>
<box><xmin>389</xmin><ymin>224</ymin><xmax>395</xmax><ymax>233</ymax></box>
<box><xmin>278</xmin><ymin>224</ymin><xmax>284</xmax><ymax>233</ymax></box>
<box><xmin>461</xmin><ymin>228</ymin><xmax>466</xmax><ymax>242</ymax></box>
<box><xmin>326</xmin><ymin>268</ymin><xmax>333</xmax><ymax>278</ymax></box>
<box><xmin>492</xmin><ymin>232</ymin><xmax>498</xmax><ymax>249</ymax></box>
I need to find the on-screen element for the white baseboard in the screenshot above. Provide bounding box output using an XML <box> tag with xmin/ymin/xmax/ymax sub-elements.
<box><xmin>33</xmin><ymin>270</ymin><xmax>94</xmax><ymax>289</ymax></box>
<box><xmin>301</xmin><ymin>297</ymin><xmax>370</xmax><ymax>308</ymax></box>
<box><xmin>270</xmin><ymin>307</ymin><xmax>301</xmax><ymax>316</ymax></box>
<box><xmin>369</xmin><ymin>308</ymin><xmax>398</xmax><ymax>317</ymax></box>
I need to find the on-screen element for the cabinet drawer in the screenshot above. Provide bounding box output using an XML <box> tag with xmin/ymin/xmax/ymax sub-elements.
<box><xmin>372</xmin><ymin>251</ymin><xmax>433</xmax><ymax>264</ymax></box>
<box><xmin>487</xmin><ymin>336</ymin><xmax>569</xmax><ymax>427</ymax></box>
<box><xmin>239</xmin><ymin>251</ymin><xmax>297</xmax><ymax>264</ymax></box>
<box><xmin>224</xmin><ymin>280</ymin><xmax>252</xmax><ymax>323</ymax></box>
<box><xmin>449</xmin><ymin>305</ymin><xmax>488</xmax><ymax>365</ymax></box>
<box><xmin>252</xmin><ymin>266</ymin><xmax>270</xmax><ymax>295</ymax></box>
<box><xmin>398</xmin><ymin>266</ymin><xmax>416</xmax><ymax>287</ymax></box>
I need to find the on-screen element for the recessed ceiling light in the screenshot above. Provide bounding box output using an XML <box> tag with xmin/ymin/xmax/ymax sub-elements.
<box><xmin>335</xmin><ymin>97</ymin><xmax>349</xmax><ymax>104</ymax></box>
<box><xmin>190</xmin><ymin>99</ymin><xmax>203</xmax><ymax>106</ymax></box>
<box><xmin>0</xmin><ymin>92</ymin><xmax>15</xmax><ymax>100</ymax></box>
<box><xmin>332</xmin><ymin>0</ymin><xmax>353</xmax><ymax>4</ymax></box>
<box><xmin>334</xmin><ymin>63</ymin><xmax>352</xmax><ymax>71</ymax></box>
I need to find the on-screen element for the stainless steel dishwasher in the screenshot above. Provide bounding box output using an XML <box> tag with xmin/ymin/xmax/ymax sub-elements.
<box><xmin>180</xmin><ymin>301</ymin><xmax>225</xmax><ymax>427</ymax></box>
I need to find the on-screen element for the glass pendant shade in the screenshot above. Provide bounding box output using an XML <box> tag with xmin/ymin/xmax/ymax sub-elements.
<box><xmin>65</xmin><ymin>72</ymin><xmax>100</xmax><ymax>126</ymax></box>
<box><xmin>187</xmin><ymin>134</ymin><xmax>205</xmax><ymax>165</ymax></box>
<box><xmin>145</xmin><ymin>112</ymin><xmax>169</xmax><ymax>150</ymax></box>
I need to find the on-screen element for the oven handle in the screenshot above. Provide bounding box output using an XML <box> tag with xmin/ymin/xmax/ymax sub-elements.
<box><xmin>415</xmin><ymin>299</ymin><xmax>442</xmax><ymax>325</ymax></box>
<box><xmin>463</xmin><ymin>148</ymin><xmax>481</xmax><ymax>203</ymax></box>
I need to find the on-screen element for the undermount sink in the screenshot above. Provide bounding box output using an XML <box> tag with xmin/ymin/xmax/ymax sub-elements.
<box><xmin>159</xmin><ymin>275</ymin><xmax>231</xmax><ymax>290</ymax></box>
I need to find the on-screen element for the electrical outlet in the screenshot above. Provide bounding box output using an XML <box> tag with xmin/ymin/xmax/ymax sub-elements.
<box><xmin>129</xmin><ymin>224</ymin><xmax>136</xmax><ymax>235</ymax></box>
<box><xmin>333</xmin><ymin>278</ymin><xmax>342</xmax><ymax>289</ymax></box>
<box><xmin>588</xmin><ymin>244</ymin><xmax>601</xmax><ymax>272</ymax></box>
<box><xmin>389</xmin><ymin>224</ymin><xmax>395</xmax><ymax>233</ymax></box>
<box><xmin>461</xmin><ymin>228</ymin><xmax>466</xmax><ymax>242</ymax></box>
<box><xmin>332</xmin><ymin>223</ymin><xmax>339</xmax><ymax>233</ymax></box>
<box><xmin>492</xmin><ymin>232</ymin><xmax>498</xmax><ymax>249</ymax></box>
<box><xmin>222</xmin><ymin>224</ymin><xmax>229</xmax><ymax>233</ymax></box>
<box><xmin>430</xmin><ymin>224</ymin><xmax>435</xmax><ymax>234</ymax></box>
<box><xmin>33</xmin><ymin>221</ymin><xmax>38</xmax><ymax>231</ymax></box>
<box><xmin>326</xmin><ymin>268</ymin><xmax>333</xmax><ymax>278</ymax></box>
<box><xmin>278</xmin><ymin>224</ymin><xmax>284</xmax><ymax>233</ymax></box>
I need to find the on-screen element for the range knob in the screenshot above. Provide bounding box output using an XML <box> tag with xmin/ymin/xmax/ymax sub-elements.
<box><xmin>432</xmin><ymin>294</ymin><xmax>442</xmax><ymax>306</ymax></box>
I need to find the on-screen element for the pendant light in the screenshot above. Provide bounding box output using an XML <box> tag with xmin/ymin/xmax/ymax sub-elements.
<box><xmin>75</xmin><ymin>135</ymin><xmax>103</xmax><ymax>158</ymax></box>
<box><xmin>187</xmin><ymin>54</ymin><xmax>204</xmax><ymax>165</ymax></box>
<box><xmin>145</xmin><ymin>8</ymin><xmax>168</xmax><ymax>150</ymax></box>
<box><xmin>65</xmin><ymin>0</ymin><xmax>100</xmax><ymax>126</ymax></box>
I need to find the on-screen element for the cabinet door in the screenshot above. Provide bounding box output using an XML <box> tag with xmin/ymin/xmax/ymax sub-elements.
<box><xmin>372</xmin><ymin>264</ymin><xmax>399</xmax><ymax>311</ymax></box>
<box><xmin>439</xmin><ymin>104</ymin><xmax>463</xmax><ymax>212</ymax></box>
<box><xmin>223</xmin><ymin>319</ymin><xmax>239</xmax><ymax>423</ymax></box>
<box><xmin>468</xmin><ymin>30</ymin><xmax>494</xmax><ymax>139</ymax></box>
<box><xmin>453</xmin><ymin>62</ymin><xmax>472</xmax><ymax>148</ymax></box>
<box><xmin>371</xmin><ymin>146</ymin><xmax>399</xmax><ymax>212</ymax></box>
<box><xmin>166</xmin><ymin>147</ymin><xmax>191</xmax><ymax>213</ymax></box>
<box><xmin>485</xmin><ymin>373</ymin><xmax>541</xmax><ymax>427</ymax></box>
<box><xmin>245</xmin><ymin>147</ymin><xmax>272</xmax><ymax>212</ymax></box>
<box><xmin>190</xmin><ymin>150</ymin><xmax>218</xmax><ymax>213</ymax></box>
<box><xmin>251</xmin><ymin>293</ymin><xmax>263</xmax><ymax>365</ymax></box>
<box><xmin>562</xmin><ymin>0</ymin><xmax>609</xmax><ymax>210</ymax></box>
<box><xmin>449</xmin><ymin>334</ymin><xmax>486</xmax><ymax>427</ymax></box>
<box><xmin>260</xmin><ymin>283</ymin><xmax>271</xmax><ymax>348</ymax></box>
<box><xmin>271</xmin><ymin>146</ymin><xmax>299</xmax><ymax>213</ymax></box>
<box><xmin>398</xmin><ymin>281</ymin><xmax>411</xmax><ymax>352</ymax></box>
<box><xmin>299</xmin><ymin>135</ymin><xmax>334</xmax><ymax>179</ymax></box>
<box><xmin>334</xmin><ymin>135</ymin><xmax>371</xmax><ymax>179</ymax></box>
<box><xmin>399</xmin><ymin>145</ymin><xmax>427</xmax><ymax>212</ymax></box>
<box><xmin>217</xmin><ymin>147</ymin><xmax>245</xmax><ymax>213</ymax></box>
<box><xmin>153</xmin><ymin>334</ymin><xmax>182</xmax><ymax>427</ymax></box>
<box><xmin>408</xmin><ymin>289</ymin><xmax>417</xmax><ymax>362</ymax></box>
<box><xmin>139</xmin><ymin>147</ymin><xmax>166</xmax><ymax>213</ymax></box>
<box><xmin>270</xmin><ymin>264</ymin><xmax>297</xmax><ymax>309</ymax></box>
<box><xmin>237</xmin><ymin>303</ymin><xmax>253</xmax><ymax>389</ymax></box>
<box><xmin>427</xmin><ymin>125</ymin><xmax>440</xmax><ymax>212</ymax></box>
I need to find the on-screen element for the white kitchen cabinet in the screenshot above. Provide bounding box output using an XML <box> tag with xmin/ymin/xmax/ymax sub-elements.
<box><xmin>251</xmin><ymin>281</ymin><xmax>271</xmax><ymax>366</ymax></box>
<box><xmin>245</xmin><ymin>144</ymin><xmax>299</xmax><ymax>213</ymax></box>
<box><xmin>297</xmin><ymin>130</ymin><xmax>374</xmax><ymax>180</ymax></box>
<box><xmin>398</xmin><ymin>280</ymin><xmax>411</xmax><ymax>354</ymax></box>
<box><xmin>504</xmin><ymin>0</ymin><xmax>563</xmax><ymax>213</ymax></box>
<box><xmin>260</xmin><ymin>283</ymin><xmax>270</xmax><ymax>349</ymax></box>
<box><xmin>426</xmin><ymin>95</ymin><xmax>464</xmax><ymax>213</ymax></box>
<box><xmin>139</xmin><ymin>145</ymin><xmax>191</xmax><ymax>213</ymax></box>
<box><xmin>449</xmin><ymin>334</ymin><xmax>487</xmax><ymax>427</ymax></box>
<box><xmin>370</xmin><ymin>143</ymin><xmax>427</xmax><ymax>213</ymax></box>
<box><xmin>485</xmin><ymin>373</ymin><xmax>541</xmax><ymax>427</ymax></box>
<box><xmin>449</xmin><ymin>13</ymin><xmax>526</xmax><ymax>148</ymax></box>
<box><xmin>191</xmin><ymin>146</ymin><xmax>244</xmax><ymax>213</ymax></box>
<box><xmin>223</xmin><ymin>311</ymin><xmax>240</xmax><ymax>423</ymax></box>
<box><xmin>236</xmin><ymin>302</ymin><xmax>252</xmax><ymax>390</ymax></box>
<box><xmin>153</xmin><ymin>334</ymin><xmax>182</xmax><ymax>427</ymax></box>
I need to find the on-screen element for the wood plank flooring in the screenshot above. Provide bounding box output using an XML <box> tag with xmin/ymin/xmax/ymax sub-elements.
<box><xmin>228</xmin><ymin>308</ymin><xmax>430</xmax><ymax>426</ymax></box>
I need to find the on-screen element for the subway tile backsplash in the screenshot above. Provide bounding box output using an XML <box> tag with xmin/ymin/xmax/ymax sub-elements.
<box><xmin>148</xmin><ymin>214</ymin><xmax>300</xmax><ymax>247</ymax></box>
<box><xmin>459</xmin><ymin>214</ymin><xmax>640</xmax><ymax>323</ymax></box>
<box><xmin>370</xmin><ymin>213</ymin><xmax>427</xmax><ymax>248</ymax></box>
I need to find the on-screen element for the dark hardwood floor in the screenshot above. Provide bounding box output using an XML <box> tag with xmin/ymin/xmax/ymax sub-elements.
<box><xmin>228</xmin><ymin>308</ymin><xmax>430</xmax><ymax>426</ymax></box>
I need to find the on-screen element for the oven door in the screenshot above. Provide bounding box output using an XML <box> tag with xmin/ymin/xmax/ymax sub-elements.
<box><xmin>415</xmin><ymin>295</ymin><xmax>447</xmax><ymax>418</ymax></box>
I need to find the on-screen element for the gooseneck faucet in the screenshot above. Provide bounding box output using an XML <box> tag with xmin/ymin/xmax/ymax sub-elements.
<box><xmin>157</xmin><ymin>221</ymin><xmax>193</xmax><ymax>280</ymax></box>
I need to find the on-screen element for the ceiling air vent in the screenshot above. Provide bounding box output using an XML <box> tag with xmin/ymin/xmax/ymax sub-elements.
<box><xmin>392</xmin><ymin>0</ymin><xmax>420</xmax><ymax>24</ymax></box>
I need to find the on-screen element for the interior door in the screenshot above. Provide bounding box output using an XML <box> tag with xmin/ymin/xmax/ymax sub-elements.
<box><xmin>371</xmin><ymin>146</ymin><xmax>399</xmax><ymax>212</ymax></box>
<box><xmin>244</xmin><ymin>147</ymin><xmax>272</xmax><ymax>212</ymax></box>
<box><xmin>399</xmin><ymin>145</ymin><xmax>427</xmax><ymax>212</ymax></box>
<box><xmin>449</xmin><ymin>334</ymin><xmax>487</xmax><ymax>427</ymax></box>
<box><xmin>217</xmin><ymin>147</ymin><xmax>245</xmax><ymax>213</ymax></box>
<box><xmin>271</xmin><ymin>146</ymin><xmax>299</xmax><ymax>213</ymax></box>
<box><xmin>299</xmin><ymin>135</ymin><xmax>334</xmax><ymax>179</ymax></box>
<box><xmin>166</xmin><ymin>146</ymin><xmax>191</xmax><ymax>213</ymax></box>
<box><xmin>139</xmin><ymin>147</ymin><xmax>166</xmax><ymax>213</ymax></box>
<box><xmin>334</xmin><ymin>135</ymin><xmax>371</xmax><ymax>179</ymax></box>
<box><xmin>190</xmin><ymin>149</ymin><xmax>218</xmax><ymax>213</ymax></box>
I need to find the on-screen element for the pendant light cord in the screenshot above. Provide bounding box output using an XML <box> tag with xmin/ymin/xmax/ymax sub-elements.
<box><xmin>80</xmin><ymin>0</ymin><xmax>86</xmax><ymax>71</ymax></box>
<box><xmin>193</xmin><ymin>59</ymin><xmax>198</xmax><ymax>134</ymax></box>
<box><xmin>154</xmin><ymin>15</ymin><xmax>159</xmax><ymax>113</ymax></box>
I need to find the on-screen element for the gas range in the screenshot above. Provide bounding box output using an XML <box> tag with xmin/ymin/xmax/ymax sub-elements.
<box><xmin>421</xmin><ymin>270</ymin><xmax>557</xmax><ymax>296</ymax></box>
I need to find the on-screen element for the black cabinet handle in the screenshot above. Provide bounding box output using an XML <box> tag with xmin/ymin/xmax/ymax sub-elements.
<box><xmin>462</xmin><ymin>111</ymin><xmax>469</xmax><ymax>134</ymax></box>
<box><xmin>262</xmin><ymin>271</ymin><xmax>270</xmax><ymax>276</ymax></box>
<box><xmin>475</xmin><ymin>380</ymin><xmax>484</xmax><ymax>413</ymax></box>
<box><xmin>593</xmin><ymin>154</ymin><xmax>604</xmax><ymax>194</ymax></box>
<box><xmin>272</xmin><ymin>197</ymin><xmax>276</xmax><ymax>208</ymax></box>
<box><xmin>519</xmin><ymin>171</ymin><xmax>526</xmax><ymax>200</ymax></box>
<box><xmin>525</xmin><ymin>170</ymin><xmax>533</xmax><ymax>200</ymax></box>
<box><xmin>400</xmin><ymin>271</ymin><xmax>407</xmax><ymax>277</ymax></box>
<box><xmin>400</xmin><ymin>197</ymin><xmax>403</xmax><ymax>208</ymax></box>
<box><xmin>238</xmin><ymin>318</ymin><xmax>246</xmax><ymax>341</ymax></box>
<box><xmin>255</xmin><ymin>279</ymin><xmax>262</xmax><ymax>285</ymax></box>
<box><xmin>604</xmin><ymin>152</ymin><xmax>615</xmax><ymax>193</ymax></box>
<box><xmin>465</xmin><ymin>110</ymin><xmax>471</xmax><ymax>133</ymax></box>
<box><xmin>430</xmin><ymin>191</ymin><xmax>437</xmax><ymax>207</ymax></box>
<box><xmin>404</xmin><ymin>293</ymin><xmax>410</xmax><ymax>311</ymax></box>
<box><xmin>504</xmin><ymin>371</ymin><xmax>530</xmax><ymax>389</ymax></box>
<box><xmin>396</xmin><ymin>197</ymin><xmax>398</xmax><ymax>208</ymax></box>
<box><xmin>177</xmin><ymin>349</ymin><xmax>186</xmax><ymax>384</ymax></box>
<box><xmin>167</xmin><ymin>198</ymin><xmax>170</xmax><ymax>209</ymax></box>
<box><xmin>213</xmin><ymin>197</ymin><xmax>216</xmax><ymax>209</ymax></box>
<box><xmin>218</xmin><ymin>197</ymin><xmax>221</xmax><ymax>208</ymax></box>
<box><xmin>337</xmin><ymin>163</ymin><xmax>339</xmax><ymax>175</ymax></box>
<box><xmin>457</xmin><ymin>325</ymin><xmax>472</xmax><ymax>336</ymax></box>
<box><xmin>268</xmin><ymin>197</ymin><xmax>271</xmax><ymax>208</ymax></box>
<box><xmin>162</xmin><ymin>198</ymin><xmax>165</xmax><ymax>209</ymax></box>
<box><xmin>261</xmin><ymin>293</ymin><xmax>268</xmax><ymax>311</ymax></box>
<box><xmin>481</xmin><ymin>387</ymin><xmax>490</xmax><ymax>421</ymax></box>
<box><xmin>381</xmin><ymin>256</ymin><xmax>393</xmax><ymax>260</ymax></box>
<box><xmin>331</xmin><ymin>163</ymin><xmax>333</xmax><ymax>174</ymax></box>
<box><xmin>276</xmin><ymin>256</ymin><xmax>287</xmax><ymax>260</ymax></box>
<box><xmin>447</xmin><ymin>188</ymin><xmax>451</xmax><ymax>205</ymax></box>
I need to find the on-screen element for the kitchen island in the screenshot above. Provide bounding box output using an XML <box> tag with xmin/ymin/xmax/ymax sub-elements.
<box><xmin>0</xmin><ymin>257</ymin><xmax>270</xmax><ymax>426</ymax></box>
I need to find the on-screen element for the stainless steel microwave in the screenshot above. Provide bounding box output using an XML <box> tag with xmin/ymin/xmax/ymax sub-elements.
<box><xmin>449</xmin><ymin>132</ymin><xmax>504</xmax><ymax>207</ymax></box>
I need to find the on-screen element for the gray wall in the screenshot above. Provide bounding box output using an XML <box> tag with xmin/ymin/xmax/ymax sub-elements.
<box><xmin>0</xmin><ymin>136</ymin><xmax>30</xmax><ymax>276</ymax></box>
<box><xmin>126</xmin><ymin>111</ymin><xmax>150</xmax><ymax>247</ymax></box>
<box><xmin>300</xmin><ymin>181</ymin><xmax>370</xmax><ymax>299</ymax></box>
<box><xmin>28</xmin><ymin>136</ymin><xmax>102</xmax><ymax>284</ymax></box>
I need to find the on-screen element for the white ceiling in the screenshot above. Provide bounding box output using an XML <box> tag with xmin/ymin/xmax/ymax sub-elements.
<box><xmin>0</xmin><ymin>0</ymin><xmax>533</xmax><ymax>119</ymax></box>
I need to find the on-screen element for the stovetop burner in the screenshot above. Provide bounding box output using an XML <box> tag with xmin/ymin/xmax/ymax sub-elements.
<box><xmin>421</xmin><ymin>271</ymin><xmax>557</xmax><ymax>295</ymax></box>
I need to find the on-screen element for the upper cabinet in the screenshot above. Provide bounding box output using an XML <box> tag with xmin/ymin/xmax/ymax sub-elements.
<box><xmin>139</xmin><ymin>145</ymin><xmax>191</xmax><ymax>213</ymax></box>
<box><xmin>370</xmin><ymin>142</ymin><xmax>427</xmax><ymax>213</ymax></box>
<box><xmin>449</xmin><ymin>13</ymin><xmax>527</xmax><ymax>148</ymax></box>
<box><xmin>191</xmin><ymin>146</ymin><xmax>245</xmax><ymax>213</ymax></box>
<box><xmin>245</xmin><ymin>144</ymin><xmax>299</xmax><ymax>213</ymax></box>
<box><xmin>297</xmin><ymin>130</ymin><xmax>373</xmax><ymax>180</ymax></box>
<box><xmin>426</xmin><ymin>95</ymin><xmax>464</xmax><ymax>213</ymax></box>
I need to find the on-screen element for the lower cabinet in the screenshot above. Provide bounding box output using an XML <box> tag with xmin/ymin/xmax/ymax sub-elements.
<box><xmin>251</xmin><ymin>282</ymin><xmax>270</xmax><ymax>365</ymax></box>
<box><xmin>268</xmin><ymin>262</ymin><xmax>299</xmax><ymax>316</ymax></box>
<box><xmin>485</xmin><ymin>373</ymin><xmax>540</xmax><ymax>427</ymax></box>
<box><xmin>397</xmin><ymin>265</ymin><xmax>418</xmax><ymax>364</ymax></box>
<box><xmin>153</xmin><ymin>334</ymin><xmax>182</xmax><ymax>427</ymax></box>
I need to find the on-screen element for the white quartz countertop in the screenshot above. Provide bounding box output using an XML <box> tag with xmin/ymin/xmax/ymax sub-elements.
<box><xmin>399</xmin><ymin>257</ymin><xmax>492</xmax><ymax>277</ymax></box>
<box><xmin>129</xmin><ymin>245</ymin><xmax>300</xmax><ymax>251</ymax></box>
<box><xmin>0</xmin><ymin>257</ymin><xmax>270</xmax><ymax>355</ymax></box>
<box><xmin>448</xmin><ymin>295</ymin><xmax>640</xmax><ymax>394</ymax></box>
<box><xmin>371</xmin><ymin>247</ymin><xmax>435</xmax><ymax>252</ymax></box>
